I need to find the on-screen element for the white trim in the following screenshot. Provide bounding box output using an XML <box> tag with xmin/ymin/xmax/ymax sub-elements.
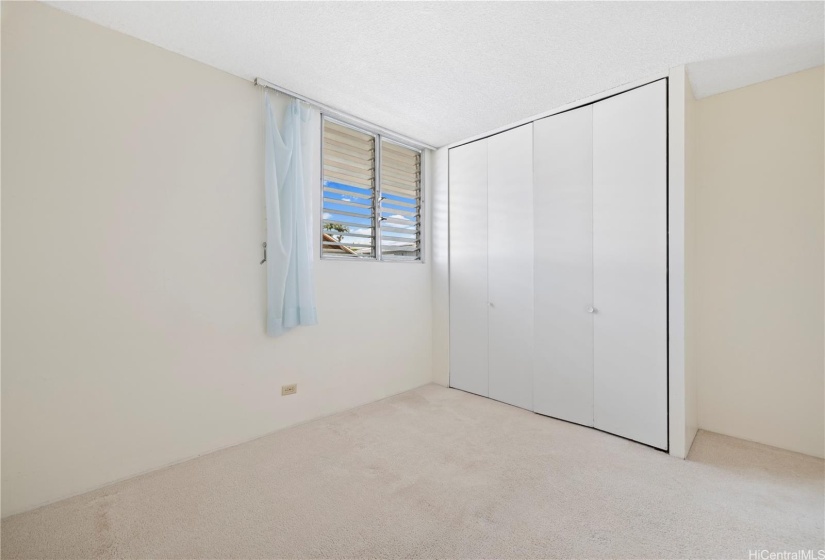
<box><xmin>444</xmin><ymin>71</ymin><xmax>669</xmax><ymax>151</ymax></box>
<box><xmin>667</xmin><ymin>65</ymin><xmax>688</xmax><ymax>459</ymax></box>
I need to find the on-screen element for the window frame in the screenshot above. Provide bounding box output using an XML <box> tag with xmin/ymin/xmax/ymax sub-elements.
<box><xmin>320</xmin><ymin>113</ymin><xmax>424</xmax><ymax>263</ymax></box>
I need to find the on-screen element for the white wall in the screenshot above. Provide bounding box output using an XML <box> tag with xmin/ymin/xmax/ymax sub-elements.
<box><xmin>667</xmin><ymin>65</ymin><xmax>700</xmax><ymax>460</ymax></box>
<box><xmin>1</xmin><ymin>1</ymin><xmax>432</xmax><ymax>517</ymax></box>
<box><xmin>693</xmin><ymin>66</ymin><xmax>824</xmax><ymax>458</ymax></box>
<box><xmin>431</xmin><ymin>147</ymin><xmax>450</xmax><ymax>387</ymax></box>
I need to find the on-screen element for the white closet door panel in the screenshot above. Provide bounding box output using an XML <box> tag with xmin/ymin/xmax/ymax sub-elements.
<box><xmin>449</xmin><ymin>140</ymin><xmax>489</xmax><ymax>397</ymax></box>
<box><xmin>532</xmin><ymin>106</ymin><xmax>594</xmax><ymax>426</ymax></box>
<box><xmin>487</xmin><ymin>125</ymin><xmax>534</xmax><ymax>410</ymax></box>
<box><xmin>593</xmin><ymin>80</ymin><xmax>668</xmax><ymax>449</ymax></box>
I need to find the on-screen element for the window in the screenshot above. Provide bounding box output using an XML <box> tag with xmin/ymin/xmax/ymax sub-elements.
<box><xmin>322</xmin><ymin>117</ymin><xmax>422</xmax><ymax>262</ymax></box>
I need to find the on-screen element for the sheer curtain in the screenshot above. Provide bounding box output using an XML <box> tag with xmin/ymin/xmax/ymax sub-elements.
<box><xmin>264</xmin><ymin>93</ymin><xmax>318</xmax><ymax>336</ymax></box>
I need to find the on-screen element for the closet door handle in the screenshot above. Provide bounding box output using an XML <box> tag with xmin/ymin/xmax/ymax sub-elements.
<box><xmin>586</xmin><ymin>306</ymin><xmax>597</xmax><ymax>314</ymax></box>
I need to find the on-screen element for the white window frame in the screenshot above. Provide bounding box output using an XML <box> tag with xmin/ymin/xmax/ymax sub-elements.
<box><xmin>320</xmin><ymin>114</ymin><xmax>424</xmax><ymax>263</ymax></box>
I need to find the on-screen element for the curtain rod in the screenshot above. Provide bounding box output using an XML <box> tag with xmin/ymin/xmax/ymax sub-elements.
<box><xmin>254</xmin><ymin>77</ymin><xmax>436</xmax><ymax>151</ymax></box>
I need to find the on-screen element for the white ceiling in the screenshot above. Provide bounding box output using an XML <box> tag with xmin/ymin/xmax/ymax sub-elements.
<box><xmin>48</xmin><ymin>1</ymin><xmax>824</xmax><ymax>148</ymax></box>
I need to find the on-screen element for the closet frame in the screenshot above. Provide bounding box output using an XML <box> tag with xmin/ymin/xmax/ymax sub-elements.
<box><xmin>446</xmin><ymin>72</ymin><xmax>691</xmax><ymax>457</ymax></box>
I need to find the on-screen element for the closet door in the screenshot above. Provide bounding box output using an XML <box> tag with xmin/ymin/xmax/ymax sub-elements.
<box><xmin>592</xmin><ymin>80</ymin><xmax>668</xmax><ymax>449</ymax></box>
<box><xmin>533</xmin><ymin>106</ymin><xmax>595</xmax><ymax>426</ymax></box>
<box><xmin>487</xmin><ymin>125</ymin><xmax>533</xmax><ymax>410</ymax></box>
<box><xmin>449</xmin><ymin>140</ymin><xmax>489</xmax><ymax>397</ymax></box>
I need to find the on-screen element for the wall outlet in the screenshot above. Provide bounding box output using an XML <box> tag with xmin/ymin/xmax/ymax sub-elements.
<box><xmin>281</xmin><ymin>383</ymin><xmax>297</xmax><ymax>396</ymax></box>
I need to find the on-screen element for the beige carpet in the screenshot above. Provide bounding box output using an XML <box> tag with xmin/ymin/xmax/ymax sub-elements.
<box><xmin>2</xmin><ymin>384</ymin><xmax>823</xmax><ymax>559</ymax></box>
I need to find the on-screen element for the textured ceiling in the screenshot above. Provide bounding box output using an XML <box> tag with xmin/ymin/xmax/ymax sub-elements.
<box><xmin>47</xmin><ymin>1</ymin><xmax>824</xmax><ymax>148</ymax></box>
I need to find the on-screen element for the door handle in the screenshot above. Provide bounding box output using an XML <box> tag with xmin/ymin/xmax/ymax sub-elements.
<box><xmin>489</xmin><ymin>302</ymin><xmax>495</xmax><ymax>308</ymax></box>
<box><xmin>586</xmin><ymin>306</ymin><xmax>597</xmax><ymax>314</ymax></box>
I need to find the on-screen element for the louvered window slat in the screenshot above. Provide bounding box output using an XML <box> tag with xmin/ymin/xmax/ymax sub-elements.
<box><xmin>322</xmin><ymin>117</ymin><xmax>422</xmax><ymax>262</ymax></box>
<box><xmin>326</xmin><ymin>207</ymin><xmax>372</xmax><ymax>220</ymax></box>
<box><xmin>323</xmin><ymin>185</ymin><xmax>373</xmax><ymax>199</ymax></box>
<box><xmin>381</xmin><ymin>225</ymin><xmax>418</xmax><ymax>236</ymax></box>
<box><xmin>383</xmin><ymin>169</ymin><xmax>418</xmax><ymax>182</ymax></box>
<box><xmin>381</xmin><ymin>206</ymin><xmax>418</xmax><ymax>218</ymax></box>
<box><xmin>384</xmin><ymin>181</ymin><xmax>417</xmax><ymax>194</ymax></box>
<box><xmin>324</xmin><ymin>141</ymin><xmax>374</xmax><ymax>163</ymax></box>
<box><xmin>325</xmin><ymin>161</ymin><xmax>373</xmax><ymax>181</ymax></box>
<box><xmin>380</xmin><ymin>193</ymin><xmax>416</xmax><ymax>206</ymax></box>
<box><xmin>381</xmin><ymin>185</ymin><xmax>419</xmax><ymax>199</ymax></box>
<box><xmin>324</xmin><ymin>153</ymin><xmax>373</xmax><ymax>171</ymax></box>
<box><xmin>381</xmin><ymin>216</ymin><xmax>416</xmax><ymax>227</ymax></box>
<box><xmin>323</xmin><ymin>219</ymin><xmax>373</xmax><ymax>230</ymax></box>
<box><xmin>322</xmin><ymin>240</ymin><xmax>373</xmax><ymax>250</ymax></box>
<box><xmin>324</xmin><ymin>196</ymin><xmax>372</xmax><ymax>207</ymax></box>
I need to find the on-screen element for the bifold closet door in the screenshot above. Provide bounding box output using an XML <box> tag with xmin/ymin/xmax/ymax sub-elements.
<box><xmin>487</xmin><ymin>125</ymin><xmax>533</xmax><ymax>410</ymax></box>
<box><xmin>533</xmin><ymin>106</ymin><xmax>594</xmax><ymax>426</ymax></box>
<box><xmin>448</xmin><ymin>139</ymin><xmax>489</xmax><ymax>397</ymax></box>
<box><xmin>592</xmin><ymin>80</ymin><xmax>668</xmax><ymax>450</ymax></box>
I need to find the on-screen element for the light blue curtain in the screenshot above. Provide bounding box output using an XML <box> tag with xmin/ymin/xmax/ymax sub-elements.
<box><xmin>264</xmin><ymin>94</ymin><xmax>318</xmax><ymax>336</ymax></box>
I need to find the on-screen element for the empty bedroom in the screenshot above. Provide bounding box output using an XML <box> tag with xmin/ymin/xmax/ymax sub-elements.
<box><xmin>1</xmin><ymin>1</ymin><xmax>823</xmax><ymax>559</ymax></box>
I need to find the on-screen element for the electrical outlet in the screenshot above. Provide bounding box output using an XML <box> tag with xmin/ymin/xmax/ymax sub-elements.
<box><xmin>281</xmin><ymin>383</ymin><xmax>297</xmax><ymax>396</ymax></box>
